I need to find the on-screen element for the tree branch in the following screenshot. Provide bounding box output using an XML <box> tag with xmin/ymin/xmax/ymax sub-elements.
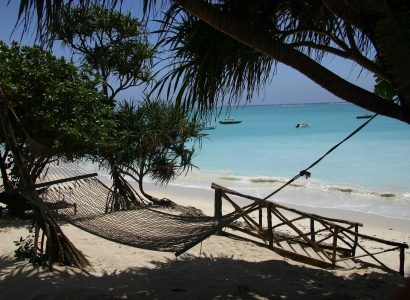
<box><xmin>174</xmin><ymin>0</ymin><xmax>410</xmax><ymax>123</ymax></box>
<box><xmin>288</xmin><ymin>41</ymin><xmax>349</xmax><ymax>58</ymax></box>
<box><xmin>323</xmin><ymin>0</ymin><xmax>410</xmax><ymax>109</ymax></box>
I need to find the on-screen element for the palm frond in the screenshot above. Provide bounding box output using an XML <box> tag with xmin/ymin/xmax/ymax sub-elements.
<box><xmin>152</xmin><ymin>10</ymin><xmax>276</xmax><ymax>116</ymax></box>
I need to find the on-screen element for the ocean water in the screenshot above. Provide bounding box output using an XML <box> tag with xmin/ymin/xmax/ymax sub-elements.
<box><xmin>168</xmin><ymin>103</ymin><xmax>410</xmax><ymax>220</ymax></box>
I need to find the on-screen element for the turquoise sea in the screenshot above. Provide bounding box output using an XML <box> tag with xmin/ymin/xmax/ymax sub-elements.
<box><xmin>165</xmin><ymin>103</ymin><xmax>410</xmax><ymax>220</ymax></box>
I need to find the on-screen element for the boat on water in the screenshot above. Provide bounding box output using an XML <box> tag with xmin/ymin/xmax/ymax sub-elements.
<box><xmin>356</xmin><ymin>114</ymin><xmax>373</xmax><ymax>119</ymax></box>
<box><xmin>219</xmin><ymin>118</ymin><xmax>242</xmax><ymax>124</ymax></box>
<box><xmin>296</xmin><ymin>123</ymin><xmax>310</xmax><ymax>128</ymax></box>
<box><xmin>201</xmin><ymin>126</ymin><xmax>216</xmax><ymax>130</ymax></box>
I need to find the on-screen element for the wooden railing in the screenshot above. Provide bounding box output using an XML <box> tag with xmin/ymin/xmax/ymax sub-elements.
<box><xmin>212</xmin><ymin>183</ymin><xmax>408</xmax><ymax>276</ymax></box>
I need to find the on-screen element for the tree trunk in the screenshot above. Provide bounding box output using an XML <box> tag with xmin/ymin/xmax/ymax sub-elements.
<box><xmin>323</xmin><ymin>0</ymin><xmax>410</xmax><ymax>110</ymax></box>
<box><xmin>137</xmin><ymin>173</ymin><xmax>154</xmax><ymax>202</ymax></box>
<box><xmin>6</xmin><ymin>193</ymin><xmax>30</xmax><ymax>218</ymax></box>
<box><xmin>136</xmin><ymin>170</ymin><xmax>173</xmax><ymax>206</ymax></box>
<box><xmin>0</xmin><ymin>149</ymin><xmax>10</xmax><ymax>190</ymax></box>
<box><xmin>105</xmin><ymin>162</ymin><xmax>144</xmax><ymax>212</ymax></box>
<box><xmin>174</xmin><ymin>0</ymin><xmax>410</xmax><ymax>124</ymax></box>
<box><xmin>0</xmin><ymin>89</ymin><xmax>90</xmax><ymax>269</ymax></box>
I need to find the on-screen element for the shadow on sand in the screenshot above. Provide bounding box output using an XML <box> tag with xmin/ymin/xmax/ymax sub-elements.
<box><xmin>0</xmin><ymin>253</ymin><xmax>406</xmax><ymax>299</ymax></box>
<box><xmin>0</xmin><ymin>211</ymin><xmax>33</xmax><ymax>229</ymax></box>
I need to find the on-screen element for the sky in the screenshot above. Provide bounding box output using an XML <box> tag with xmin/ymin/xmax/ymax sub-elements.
<box><xmin>0</xmin><ymin>1</ymin><xmax>376</xmax><ymax>105</ymax></box>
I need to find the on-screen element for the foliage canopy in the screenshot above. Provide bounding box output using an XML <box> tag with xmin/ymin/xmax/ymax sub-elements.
<box><xmin>0</xmin><ymin>41</ymin><xmax>113</xmax><ymax>186</ymax></box>
<box><xmin>15</xmin><ymin>0</ymin><xmax>410</xmax><ymax>123</ymax></box>
<box><xmin>50</xmin><ymin>4</ymin><xmax>155</xmax><ymax>100</ymax></box>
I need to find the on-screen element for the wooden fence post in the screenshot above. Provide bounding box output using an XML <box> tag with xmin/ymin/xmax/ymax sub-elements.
<box><xmin>399</xmin><ymin>246</ymin><xmax>405</xmax><ymax>277</ymax></box>
<box><xmin>258</xmin><ymin>204</ymin><xmax>262</xmax><ymax>227</ymax></box>
<box><xmin>332</xmin><ymin>227</ymin><xmax>339</xmax><ymax>268</ymax></box>
<box><xmin>352</xmin><ymin>224</ymin><xmax>359</xmax><ymax>256</ymax></box>
<box><xmin>310</xmin><ymin>219</ymin><xmax>315</xmax><ymax>243</ymax></box>
<box><xmin>214</xmin><ymin>189</ymin><xmax>222</xmax><ymax>234</ymax></box>
<box><xmin>267</xmin><ymin>203</ymin><xmax>273</xmax><ymax>249</ymax></box>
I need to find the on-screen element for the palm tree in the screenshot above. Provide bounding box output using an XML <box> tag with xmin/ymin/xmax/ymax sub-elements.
<box><xmin>15</xmin><ymin>0</ymin><xmax>410</xmax><ymax>123</ymax></box>
<box><xmin>100</xmin><ymin>99</ymin><xmax>203</xmax><ymax>211</ymax></box>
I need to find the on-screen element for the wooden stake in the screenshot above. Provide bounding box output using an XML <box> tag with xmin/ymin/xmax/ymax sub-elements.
<box><xmin>352</xmin><ymin>224</ymin><xmax>359</xmax><ymax>256</ymax></box>
<box><xmin>267</xmin><ymin>203</ymin><xmax>273</xmax><ymax>249</ymax></box>
<box><xmin>214</xmin><ymin>189</ymin><xmax>222</xmax><ymax>233</ymax></box>
<box><xmin>310</xmin><ymin>219</ymin><xmax>315</xmax><ymax>243</ymax></box>
<box><xmin>400</xmin><ymin>246</ymin><xmax>405</xmax><ymax>277</ymax></box>
<box><xmin>332</xmin><ymin>227</ymin><xmax>338</xmax><ymax>268</ymax></box>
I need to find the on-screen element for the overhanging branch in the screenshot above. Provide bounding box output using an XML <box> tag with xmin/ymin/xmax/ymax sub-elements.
<box><xmin>174</xmin><ymin>0</ymin><xmax>410</xmax><ymax>124</ymax></box>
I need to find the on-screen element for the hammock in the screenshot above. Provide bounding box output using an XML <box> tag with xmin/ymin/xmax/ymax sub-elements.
<box><xmin>38</xmin><ymin>114</ymin><xmax>378</xmax><ymax>256</ymax></box>
<box><xmin>39</xmin><ymin>163</ymin><xmax>238</xmax><ymax>254</ymax></box>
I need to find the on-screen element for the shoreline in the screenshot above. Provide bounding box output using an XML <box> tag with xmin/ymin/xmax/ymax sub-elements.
<box><xmin>143</xmin><ymin>179</ymin><xmax>410</xmax><ymax>228</ymax></box>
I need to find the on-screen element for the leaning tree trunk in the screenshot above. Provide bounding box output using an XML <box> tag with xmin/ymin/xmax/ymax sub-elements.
<box><xmin>136</xmin><ymin>169</ymin><xmax>174</xmax><ymax>207</ymax></box>
<box><xmin>322</xmin><ymin>0</ymin><xmax>410</xmax><ymax>111</ymax></box>
<box><xmin>137</xmin><ymin>174</ymin><xmax>155</xmax><ymax>203</ymax></box>
<box><xmin>105</xmin><ymin>162</ymin><xmax>146</xmax><ymax>212</ymax></box>
<box><xmin>0</xmin><ymin>90</ymin><xmax>89</xmax><ymax>269</ymax></box>
<box><xmin>174</xmin><ymin>0</ymin><xmax>410</xmax><ymax>124</ymax></box>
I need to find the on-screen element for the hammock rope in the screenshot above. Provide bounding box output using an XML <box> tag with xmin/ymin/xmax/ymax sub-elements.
<box><xmin>263</xmin><ymin>113</ymin><xmax>378</xmax><ymax>201</ymax></box>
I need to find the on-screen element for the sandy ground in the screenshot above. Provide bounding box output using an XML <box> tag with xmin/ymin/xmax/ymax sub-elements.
<box><xmin>1</xmin><ymin>180</ymin><xmax>409</xmax><ymax>299</ymax></box>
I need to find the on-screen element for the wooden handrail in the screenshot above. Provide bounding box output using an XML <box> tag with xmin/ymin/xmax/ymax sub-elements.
<box><xmin>340</xmin><ymin>226</ymin><xmax>409</xmax><ymax>249</ymax></box>
<box><xmin>211</xmin><ymin>182</ymin><xmax>363</xmax><ymax>227</ymax></box>
<box><xmin>212</xmin><ymin>182</ymin><xmax>408</xmax><ymax>276</ymax></box>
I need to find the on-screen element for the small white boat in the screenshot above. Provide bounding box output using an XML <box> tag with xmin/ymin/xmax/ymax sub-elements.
<box><xmin>296</xmin><ymin>123</ymin><xmax>310</xmax><ymax>128</ymax></box>
<box><xmin>219</xmin><ymin>118</ymin><xmax>242</xmax><ymax>124</ymax></box>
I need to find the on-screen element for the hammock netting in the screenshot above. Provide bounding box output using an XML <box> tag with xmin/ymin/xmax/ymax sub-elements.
<box><xmin>38</xmin><ymin>162</ymin><xmax>237</xmax><ymax>254</ymax></box>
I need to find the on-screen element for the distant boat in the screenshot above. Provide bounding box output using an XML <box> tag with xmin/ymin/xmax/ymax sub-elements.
<box><xmin>356</xmin><ymin>114</ymin><xmax>373</xmax><ymax>119</ymax></box>
<box><xmin>296</xmin><ymin>123</ymin><xmax>310</xmax><ymax>128</ymax></box>
<box><xmin>201</xmin><ymin>126</ymin><xmax>216</xmax><ymax>130</ymax></box>
<box><xmin>219</xmin><ymin>118</ymin><xmax>242</xmax><ymax>124</ymax></box>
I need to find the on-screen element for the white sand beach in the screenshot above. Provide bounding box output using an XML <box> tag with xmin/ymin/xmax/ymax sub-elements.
<box><xmin>1</xmin><ymin>180</ymin><xmax>409</xmax><ymax>299</ymax></box>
